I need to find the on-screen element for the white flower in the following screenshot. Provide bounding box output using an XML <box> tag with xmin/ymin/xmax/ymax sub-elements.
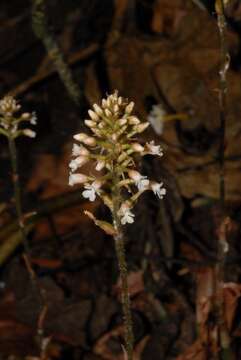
<box><xmin>69</xmin><ymin>173</ymin><xmax>88</xmax><ymax>186</ymax></box>
<box><xmin>69</xmin><ymin>156</ymin><xmax>88</xmax><ymax>171</ymax></box>
<box><xmin>148</xmin><ymin>104</ymin><xmax>166</xmax><ymax>135</ymax></box>
<box><xmin>118</xmin><ymin>203</ymin><xmax>135</xmax><ymax>225</ymax></box>
<box><xmin>82</xmin><ymin>181</ymin><xmax>101</xmax><ymax>202</ymax></box>
<box><xmin>151</xmin><ymin>182</ymin><xmax>166</xmax><ymax>199</ymax></box>
<box><xmin>145</xmin><ymin>141</ymin><xmax>163</xmax><ymax>157</ymax></box>
<box><xmin>128</xmin><ymin>170</ymin><xmax>149</xmax><ymax>191</ymax></box>
<box><xmin>121</xmin><ymin>209</ymin><xmax>135</xmax><ymax>225</ymax></box>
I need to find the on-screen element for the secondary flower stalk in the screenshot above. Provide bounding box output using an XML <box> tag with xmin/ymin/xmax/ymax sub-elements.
<box><xmin>0</xmin><ymin>96</ymin><xmax>46</xmax><ymax>319</ymax></box>
<box><xmin>69</xmin><ymin>91</ymin><xmax>166</xmax><ymax>359</ymax></box>
<box><xmin>0</xmin><ymin>96</ymin><xmax>37</xmax><ymax>261</ymax></box>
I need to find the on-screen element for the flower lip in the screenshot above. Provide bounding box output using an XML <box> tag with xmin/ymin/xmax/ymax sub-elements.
<box><xmin>145</xmin><ymin>141</ymin><xmax>163</xmax><ymax>157</ymax></box>
<box><xmin>82</xmin><ymin>180</ymin><xmax>102</xmax><ymax>202</ymax></box>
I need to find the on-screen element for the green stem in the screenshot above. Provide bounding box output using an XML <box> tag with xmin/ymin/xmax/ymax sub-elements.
<box><xmin>112</xmin><ymin>179</ymin><xmax>134</xmax><ymax>360</ymax></box>
<box><xmin>8</xmin><ymin>136</ymin><xmax>46</xmax><ymax>310</ymax></box>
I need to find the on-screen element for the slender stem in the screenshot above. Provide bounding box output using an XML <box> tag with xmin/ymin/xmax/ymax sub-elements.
<box><xmin>111</xmin><ymin>175</ymin><xmax>134</xmax><ymax>360</ymax></box>
<box><xmin>8</xmin><ymin>136</ymin><xmax>46</xmax><ymax>317</ymax></box>
<box><xmin>114</xmin><ymin>227</ymin><xmax>134</xmax><ymax>360</ymax></box>
<box><xmin>8</xmin><ymin>136</ymin><xmax>31</xmax><ymax>255</ymax></box>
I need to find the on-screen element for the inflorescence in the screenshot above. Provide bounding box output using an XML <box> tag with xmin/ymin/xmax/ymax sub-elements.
<box><xmin>69</xmin><ymin>91</ymin><xmax>166</xmax><ymax>226</ymax></box>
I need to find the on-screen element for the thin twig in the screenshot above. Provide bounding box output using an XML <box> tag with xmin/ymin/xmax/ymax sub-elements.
<box><xmin>31</xmin><ymin>0</ymin><xmax>82</xmax><ymax>105</ymax></box>
<box><xmin>214</xmin><ymin>1</ymin><xmax>232</xmax><ymax>358</ymax></box>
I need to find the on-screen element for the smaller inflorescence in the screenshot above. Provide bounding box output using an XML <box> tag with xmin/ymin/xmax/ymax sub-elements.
<box><xmin>0</xmin><ymin>96</ymin><xmax>37</xmax><ymax>139</ymax></box>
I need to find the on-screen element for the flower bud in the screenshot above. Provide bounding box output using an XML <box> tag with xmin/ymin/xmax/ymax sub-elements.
<box><xmin>84</xmin><ymin>119</ymin><xmax>96</xmax><ymax>128</ymax></box>
<box><xmin>96</xmin><ymin>160</ymin><xmax>105</xmax><ymax>171</ymax></box>
<box><xmin>21</xmin><ymin>112</ymin><xmax>31</xmax><ymax>120</ymax></box>
<box><xmin>134</xmin><ymin>122</ymin><xmax>149</xmax><ymax>133</ymax></box>
<box><xmin>128</xmin><ymin>116</ymin><xmax>140</xmax><ymax>125</ymax></box>
<box><xmin>106</xmin><ymin>97</ymin><xmax>112</xmax><ymax>107</ymax></box>
<box><xmin>131</xmin><ymin>143</ymin><xmax>144</xmax><ymax>152</ymax></box>
<box><xmin>111</xmin><ymin>133</ymin><xmax>117</xmax><ymax>141</ymax></box>
<box><xmin>102</xmin><ymin>99</ymin><xmax>108</xmax><ymax>108</ymax></box>
<box><xmin>93</xmin><ymin>103</ymin><xmax>103</xmax><ymax>116</ymax></box>
<box><xmin>22</xmin><ymin>129</ymin><xmax>36</xmax><ymax>138</ymax></box>
<box><xmin>69</xmin><ymin>173</ymin><xmax>88</xmax><ymax>186</ymax></box>
<box><xmin>73</xmin><ymin>133</ymin><xmax>88</xmax><ymax>142</ymax></box>
<box><xmin>118</xmin><ymin>96</ymin><xmax>123</xmax><ymax>105</ymax></box>
<box><xmin>88</xmin><ymin>109</ymin><xmax>99</xmax><ymax>121</ymax></box>
<box><xmin>104</xmin><ymin>109</ymin><xmax>112</xmax><ymax>117</ymax></box>
<box><xmin>83</xmin><ymin>136</ymin><xmax>96</xmax><ymax>146</ymax></box>
<box><xmin>125</xmin><ymin>101</ymin><xmax>134</xmax><ymax>114</ymax></box>
<box><xmin>113</xmin><ymin>104</ymin><xmax>119</xmax><ymax>113</ymax></box>
<box><xmin>117</xmin><ymin>152</ymin><xmax>128</xmax><ymax>163</ymax></box>
<box><xmin>118</xmin><ymin>118</ymin><xmax>127</xmax><ymax>126</ymax></box>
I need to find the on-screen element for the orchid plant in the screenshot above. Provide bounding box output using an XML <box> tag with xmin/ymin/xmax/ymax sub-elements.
<box><xmin>69</xmin><ymin>91</ymin><xmax>166</xmax><ymax>359</ymax></box>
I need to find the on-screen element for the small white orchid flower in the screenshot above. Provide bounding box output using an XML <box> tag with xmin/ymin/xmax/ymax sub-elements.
<box><xmin>118</xmin><ymin>202</ymin><xmax>135</xmax><ymax>225</ymax></box>
<box><xmin>82</xmin><ymin>180</ymin><xmax>102</xmax><ymax>202</ymax></box>
<box><xmin>151</xmin><ymin>182</ymin><xmax>166</xmax><ymax>199</ymax></box>
<box><xmin>128</xmin><ymin>170</ymin><xmax>149</xmax><ymax>191</ymax></box>
<box><xmin>121</xmin><ymin>209</ymin><xmax>135</xmax><ymax>225</ymax></box>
